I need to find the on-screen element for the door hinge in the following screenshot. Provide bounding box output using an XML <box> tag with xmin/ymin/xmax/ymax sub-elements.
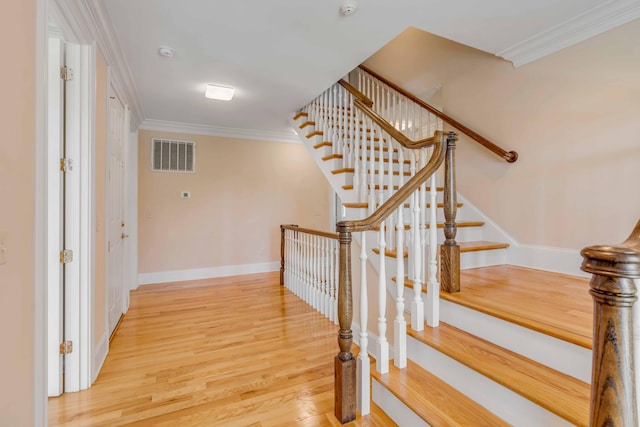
<box><xmin>60</xmin><ymin>66</ymin><xmax>73</xmax><ymax>81</ymax></box>
<box><xmin>59</xmin><ymin>157</ymin><xmax>73</xmax><ymax>172</ymax></box>
<box><xmin>60</xmin><ymin>341</ymin><xmax>73</xmax><ymax>355</ymax></box>
<box><xmin>60</xmin><ymin>249</ymin><xmax>73</xmax><ymax>264</ymax></box>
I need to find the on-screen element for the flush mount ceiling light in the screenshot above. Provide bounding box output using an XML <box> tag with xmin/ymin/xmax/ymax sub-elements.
<box><xmin>205</xmin><ymin>84</ymin><xmax>235</xmax><ymax>101</ymax></box>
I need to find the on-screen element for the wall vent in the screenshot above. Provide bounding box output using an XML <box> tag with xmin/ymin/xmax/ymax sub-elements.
<box><xmin>151</xmin><ymin>138</ymin><xmax>196</xmax><ymax>173</ymax></box>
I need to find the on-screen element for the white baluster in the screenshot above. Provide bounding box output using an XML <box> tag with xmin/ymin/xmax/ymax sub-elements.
<box><xmin>352</xmin><ymin>96</ymin><xmax>359</xmax><ymax>193</ymax></box>
<box><xmin>420</xmin><ymin>149</ymin><xmax>428</xmax><ymax>293</ymax></box>
<box><xmin>426</xmin><ymin>172</ymin><xmax>440</xmax><ymax>327</ymax></box>
<box><xmin>322</xmin><ymin>237</ymin><xmax>329</xmax><ymax>319</ymax></box>
<box><xmin>359</xmin><ymin>110</ymin><xmax>368</xmax><ymax>203</ymax></box>
<box><xmin>377</xmin><ymin>125</ymin><xmax>384</xmax><ymax>209</ymax></box>
<box><xmin>367</xmin><ymin>118</ymin><xmax>376</xmax><ymax>214</ymax></box>
<box><xmin>358</xmin><ymin>231</ymin><xmax>370</xmax><ymax>415</ymax></box>
<box><xmin>377</xmin><ymin>221</ymin><xmax>389</xmax><ymax>374</ymax></box>
<box><xmin>335</xmin><ymin>238</ymin><xmax>339</xmax><ymax>323</ymax></box>
<box><xmin>313</xmin><ymin>235</ymin><xmax>318</xmax><ymax>310</ymax></box>
<box><xmin>411</xmin><ymin>186</ymin><xmax>424</xmax><ymax>332</ymax></box>
<box><xmin>395</xmin><ymin>144</ymin><xmax>407</xmax><ymax>369</ymax></box>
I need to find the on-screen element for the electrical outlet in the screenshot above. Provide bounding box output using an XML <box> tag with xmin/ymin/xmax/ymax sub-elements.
<box><xmin>181</xmin><ymin>191</ymin><xmax>191</xmax><ymax>199</ymax></box>
<box><xmin>0</xmin><ymin>232</ymin><xmax>7</xmax><ymax>266</ymax></box>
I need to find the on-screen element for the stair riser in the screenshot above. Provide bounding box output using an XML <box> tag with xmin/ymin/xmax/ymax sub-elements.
<box><xmin>406</xmin><ymin>336</ymin><xmax>575</xmax><ymax>427</ymax></box>
<box><xmin>372</xmin><ymin>380</ymin><xmax>430</xmax><ymax>427</ymax></box>
<box><xmin>437</xmin><ymin>299</ymin><xmax>591</xmax><ymax>383</ymax></box>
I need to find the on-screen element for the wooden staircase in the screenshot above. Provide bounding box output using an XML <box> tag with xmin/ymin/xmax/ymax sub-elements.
<box><xmin>284</xmin><ymin>66</ymin><xmax>640</xmax><ymax>426</ymax></box>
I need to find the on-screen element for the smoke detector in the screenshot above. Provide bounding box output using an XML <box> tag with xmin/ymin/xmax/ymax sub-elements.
<box><xmin>340</xmin><ymin>0</ymin><xmax>358</xmax><ymax>16</ymax></box>
<box><xmin>158</xmin><ymin>46</ymin><xmax>175</xmax><ymax>58</ymax></box>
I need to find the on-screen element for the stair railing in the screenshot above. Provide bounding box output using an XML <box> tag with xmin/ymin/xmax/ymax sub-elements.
<box><xmin>581</xmin><ymin>219</ymin><xmax>640</xmax><ymax>425</ymax></box>
<box><xmin>280</xmin><ymin>225</ymin><xmax>340</xmax><ymax>324</ymax></box>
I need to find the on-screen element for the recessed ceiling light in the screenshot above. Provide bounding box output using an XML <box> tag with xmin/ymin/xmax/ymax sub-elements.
<box><xmin>205</xmin><ymin>84</ymin><xmax>235</xmax><ymax>101</ymax></box>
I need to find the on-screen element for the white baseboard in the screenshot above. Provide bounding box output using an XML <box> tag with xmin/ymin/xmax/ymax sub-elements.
<box><xmin>92</xmin><ymin>333</ymin><xmax>109</xmax><ymax>383</ymax></box>
<box><xmin>508</xmin><ymin>244</ymin><xmax>588</xmax><ymax>278</ymax></box>
<box><xmin>138</xmin><ymin>261</ymin><xmax>280</xmax><ymax>285</ymax></box>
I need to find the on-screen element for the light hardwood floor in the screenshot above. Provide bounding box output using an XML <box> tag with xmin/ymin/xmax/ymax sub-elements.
<box><xmin>48</xmin><ymin>272</ymin><xmax>395</xmax><ymax>426</ymax></box>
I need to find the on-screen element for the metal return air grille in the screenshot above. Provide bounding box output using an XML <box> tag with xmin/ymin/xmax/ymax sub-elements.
<box><xmin>151</xmin><ymin>138</ymin><xmax>196</xmax><ymax>173</ymax></box>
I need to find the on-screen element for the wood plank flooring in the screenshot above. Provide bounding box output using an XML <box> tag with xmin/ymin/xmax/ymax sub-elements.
<box><xmin>48</xmin><ymin>272</ymin><xmax>395</xmax><ymax>426</ymax></box>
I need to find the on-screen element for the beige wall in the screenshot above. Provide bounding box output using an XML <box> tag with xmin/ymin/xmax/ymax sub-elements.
<box><xmin>0</xmin><ymin>0</ymin><xmax>36</xmax><ymax>424</ymax></box>
<box><xmin>94</xmin><ymin>52</ymin><xmax>107</xmax><ymax>344</ymax></box>
<box><xmin>364</xmin><ymin>22</ymin><xmax>640</xmax><ymax>249</ymax></box>
<box><xmin>138</xmin><ymin>130</ymin><xmax>330</xmax><ymax>275</ymax></box>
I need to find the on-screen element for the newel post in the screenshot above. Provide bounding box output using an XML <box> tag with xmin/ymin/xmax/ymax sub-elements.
<box><xmin>441</xmin><ymin>132</ymin><xmax>460</xmax><ymax>293</ymax></box>
<box><xmin>581</xmin><ymin>219</ymin><xmax>640</xmax><ymax>426</ymax></box>
<box><xmin>280</xmin><ymin>225</ymin><xmax>285</xmax><ymax>286</ymax></box>
<box><xmin>335</xmin><ymin>223</ymin><xmax>356</xmax><ymax>424</ymax></box>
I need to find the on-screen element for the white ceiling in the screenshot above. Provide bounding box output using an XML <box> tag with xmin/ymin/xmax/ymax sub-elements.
<box><xmin>101</xmin><ymin>0</ymin><xmax>640</xmax><ymax>140</ymax></box>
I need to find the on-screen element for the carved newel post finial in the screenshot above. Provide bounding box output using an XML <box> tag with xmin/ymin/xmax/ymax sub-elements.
<box><xmin>581</xmin><ymin>219</ymin><xmax>640</xmax><ymax>427</ymax></box>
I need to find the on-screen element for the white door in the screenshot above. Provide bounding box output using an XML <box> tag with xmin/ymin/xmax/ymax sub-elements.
<box><xmin>107</xmin><ymin>87</ymin><xmax>127</xmax><ymax>335</ymax></box>
<box><xmin>47</xmin><ymin>35</ymin><xmax>64</xmax><ymax>398</ymax></box>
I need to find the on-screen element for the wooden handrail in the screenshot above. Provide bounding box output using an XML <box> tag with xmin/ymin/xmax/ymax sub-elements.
<box><xmin>333</xmin><ymin>130</ymin><xmax>450</xmax><ymax>423</ymax></box>
<box><xmin>337</xmin><ymin>131</ymin><xmax>448</xmax><ymax>234</ymax></box>
<box><xmin>581</xmin><ymin>218</ymin><xmax>640</xmax><ymax>425</ymax></box>
<box><xmin>338</xmin><ymin>80</ymin><xmax>435</xmax><ymax>150</ymax></box>
<box><xmin>358</xmin><ymin>65</ymin><xmax>518</xmax><ymax>163</ymax></box>
<box><xmin>281</xmin><ymin>224</ymin><xmax>339</xmax><ymax>240</ymax></box>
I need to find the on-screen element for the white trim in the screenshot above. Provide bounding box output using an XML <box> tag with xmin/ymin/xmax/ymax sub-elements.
<box><xmin>497</xmin><ymin>0</ymin><xmax>640</xmax><ymax>67</ymax></box>
<box><xmin>78</xmin><ymin>43</ymin><xmax>96</xmax><ymax>390</ymax></box>
<box><xmin>51</xmin><ymin>0</ymin><xmax>143</xmax><ymax>129</ymax></box>
<box><xmin>92</xmin><ymin>333</ymin><xmax>109</xmax><ymax>383</ymax></box>
<box><xmin>127</xmin><ymin>131</ymin><xmax>139</xmax><ymax>292</ymax></box>
<box><xmin>140</xmin><ymin>119</ymin><xmax>300</xmax><ymax>144</ymax></box>
<box><xmin>35</xmin><ymin>0</ymin><xmax>49</xmax><ymax>422</ymax></box>
<box><xmin>138</xmin><ymin>261</ymin><xmax>281</xmax><ymax>285</ymax></box>
<box><xmin>508</xmin><ymin>244</ymin><xmax>588</xmax><ymax>278</ymax></box>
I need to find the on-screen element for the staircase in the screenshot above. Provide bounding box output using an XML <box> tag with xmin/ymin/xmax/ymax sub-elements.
<box><xmin>282</xmin><ymin>66</ymin><xmax>639</xmax><ymax>426</ymax></box>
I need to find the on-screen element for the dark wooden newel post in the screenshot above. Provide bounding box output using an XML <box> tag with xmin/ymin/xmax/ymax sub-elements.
<box><xmin>581</xmin><ymin>219</ymin><xmax>640</xmax><ymax>426</ymax></box>
<box><xmin>441</xmin><ymin>132</ymin><xmax>460</xmax><ymax>293</ymax></box>
<box><xmin>335</xmin><ymin>223</ymin><xmax>356</xmax><ymax>424</ymax></box>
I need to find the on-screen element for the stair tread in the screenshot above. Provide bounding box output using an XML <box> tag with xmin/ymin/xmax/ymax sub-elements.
<box><xmin>372</xmin><ymin>247</ymin><xmax>408</xmax><ymax>259</ymax></box>
<box><xmin>373</xmin><ymin>360</ymin><xmax>509</xmax><ymax>427</ymax></box>
<box><xmin>459</xmin><ymin>240</ymin><xmax>510</xmax><ymax>252</ymax></box>
<box><xmin>398</xmin><ymin>265</ymin><xmax>592</xmax><ymax>349</ymax></box>
<box><xmin>408</xmin><ymin>322</ymin><xmax>589</xmax><ymax>426</ymax></box>
<box><xmin>292</xmin><ymin>111</ymin><xmax>308</xmax><ymax>120</ymax></box>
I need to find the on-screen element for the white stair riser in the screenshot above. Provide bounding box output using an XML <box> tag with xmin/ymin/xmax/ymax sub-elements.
<box><xmin>372</xmin><ymin>380</ymin><xmax>431</xmax><ymax>427</ymax></box>
<box><xmin>407</xmin><ymin>336</ymin><xmax>575</xmax><ymax>427</ymax></box>
<box><xmin>438</xmin><ymin>299</ymin><xmax>591</xmax><ymax>383</ymax></box>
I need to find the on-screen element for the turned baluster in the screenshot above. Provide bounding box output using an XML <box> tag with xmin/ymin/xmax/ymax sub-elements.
<box><xmin>441</xmin><ymin>132</ymin><xmax>460</xmax><ymax>293</ymax></box>
<box><xmin>581</xmin><ymin>220</ymin><xmax>640</xmax><ymax>426</ymax></box>
<box><xmin>335</xmin><ymin>225</ymin><xmax>356</xmax><ymax>424</ymax></box>
<box><xmin>358</xmin><ymin>231</ymin><xmax>370</xmax><ymax>415</ymax></box>
<box><xmin>280</xmin><ymin>225</ymin><xmax>285</xmax><ymax>286</ymax></box>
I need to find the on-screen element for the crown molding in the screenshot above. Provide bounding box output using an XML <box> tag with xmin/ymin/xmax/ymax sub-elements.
<box><xmin>139</xmin><ymin>119</ymin><xmax>301</xmax><ymax>144</ymax></box>
<box><xmin>52</xmin><ymin>0</ymin><xmax>144</xmax><ymax>130</ymax></box>
<box><xmin>497</xmin><ymin>0</ymin><xmax>640</xmax><ymax>67</ymax></box>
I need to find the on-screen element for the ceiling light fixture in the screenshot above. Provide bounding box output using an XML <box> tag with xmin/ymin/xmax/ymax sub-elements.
<box><xmin>205</xmin><ymin>84</ymin><xmax>235</xmax><ymax>101</ymax></box>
